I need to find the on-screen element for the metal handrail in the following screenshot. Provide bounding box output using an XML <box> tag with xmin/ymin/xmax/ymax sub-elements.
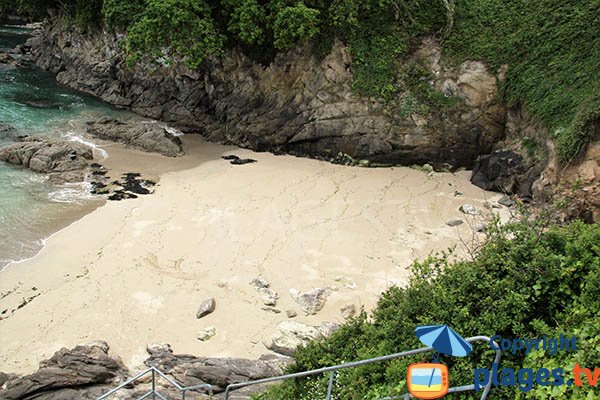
<box><xmin>223</xmin><ymin>336</ymin><xmax>501</xmax><ymax>400</ymax></box>
<box><xmin>98</xmin><ymin>336</ymin><xmax>500</xmax><ymax>400</ymax></box>
<box><xmin>97</xmin><ymin>366</ymin><xmax>213</xmax><ymax>400</ymax></box>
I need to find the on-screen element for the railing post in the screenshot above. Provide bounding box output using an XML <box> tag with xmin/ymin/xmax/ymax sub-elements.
<box><xmin>325</xmin><ymin>370</ymin><xmax>335</xmax><ymax>400</ymax></box>
<box><xmin>152</xmin><ymin>368</ymin><xmax>156</xmax><ymax>400</ymax></box>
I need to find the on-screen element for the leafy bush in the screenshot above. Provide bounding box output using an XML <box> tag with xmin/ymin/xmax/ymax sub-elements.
<box><xmin>272</xmin><ymin>2</ymin><xmax>320</xmax><ymax>50</ymax></box>
<box><xmin>445</xmin><ymin>0</ymin><xmax>600</xmax><ymax>163</ymax></box>
<box><xmin>222</xmin><ymin>0</ymin><xmax>266</xmax><ymax>46</ymax></box>
<box><xmin>257</xmin><ymin>220</ymin><xmax>600</xmax><ymax>399</ymax></box>
<box><xmin>124</xmin><ymin>0</ymin><xmax>225</xmax><ymax>69</ymax></box>
<box><xmin>102</xmin><ymin>0</ymin><xmax>144</xmax><ymax>32</ymax></box>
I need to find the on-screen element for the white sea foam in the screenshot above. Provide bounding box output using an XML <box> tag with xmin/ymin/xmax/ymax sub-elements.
<box><xmin>47</xmin><ymin>181</ymin><xmax>95</xmax><ymax>203</ymax></box>
<box><xmin>165</xmin><ymin>126</ymin><xmax>184</xmax><ymax>137</ymax></box>
<box><xmin>64</xmin><ymin>133</ymin><xmax>109</xmax><ymax>160</ymax></box>
<box><xmin>1</xmin><ymin>238</ymin><xmax>46</xmax><ymax>272</ymax></box>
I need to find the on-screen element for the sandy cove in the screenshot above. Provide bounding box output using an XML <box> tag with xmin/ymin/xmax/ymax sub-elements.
<box><xmin>0</xmin><ymin>135</ymin><xmax>508</xmax><ymax>374</ymax></box>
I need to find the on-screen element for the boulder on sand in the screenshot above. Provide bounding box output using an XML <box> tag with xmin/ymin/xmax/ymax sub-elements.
<box><xmin>196</xmin><ymin>298</ymin><xmax>216</xmax><ymax>319</ymax></box>
<box><xmin>264</xmin><ymin>321</ymin><xmax>340</xmax><ymax>357</ymax></box>
<box><xmin>86</xmin><ymin>118</ymin><xmax>184</xmax><ymax>157</ymax></box>
<box><xmin>289</xmin><ymin>288</ymin><xmax>331</xmax><ymax>315</ymax></box>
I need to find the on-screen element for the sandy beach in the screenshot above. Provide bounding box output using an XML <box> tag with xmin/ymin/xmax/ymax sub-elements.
<box><xmin>0</xmin><ymin>136</ymin><xmax>507</xmax><ymax>374</ymax></box>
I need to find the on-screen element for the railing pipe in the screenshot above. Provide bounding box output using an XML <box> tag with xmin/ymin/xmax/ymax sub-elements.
<box><xmin>325</xmin><ymin>370</ymin><xmax>335</xmax><ymax>400</ymax></box>
<box><xmin>224</xmin><ymin>336</ymin><xmax>500</xmax><ymax>400</ymax></box>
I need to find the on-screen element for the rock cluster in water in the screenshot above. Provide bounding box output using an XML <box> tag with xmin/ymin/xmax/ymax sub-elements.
<box><xmin>0</xmin><ymin>136</ymin><xmax>93</xmax><ymax>183</ymax></box>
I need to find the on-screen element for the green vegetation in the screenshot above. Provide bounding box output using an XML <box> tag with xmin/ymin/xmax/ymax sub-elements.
<box><xmin>445</xmin><ymin>0</ymin><xmax>600</xmax><ymax>163</ymax></box>
<box><xmin>1</xmin><ymin>0</ymin><xmax>597</xmax><ymax>159</ymax></box>
<box><xmin>256</xmin><ymin>218</ymin><xmax>600</xmax><ymax>399</ymax></box>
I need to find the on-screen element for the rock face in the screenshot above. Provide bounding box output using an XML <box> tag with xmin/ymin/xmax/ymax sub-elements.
<box><xmin>0</xmin><ymin>136</ymin><xmax>93</xmax><ymax>182</ymax></box>
<box><xmin>145</xmin><ymin>344</ymin><xmax>291</xmax><ymax>393</ymax></box>
<box><xmin>0</xmin><ymin>341</ymin><xmax>127</xmax><ymax>400</ymax></box>
<box><xmin>86</xmin><ymin>118</ymin><xmax>184</xmax><ymax>157</ymax></box>
<box><xmin>470</xmin><ymin>108</ymin><xmax>551</xmax><ymax>199</ymax></box>
<box><xmin>471</xmin><ymin>150</ymin><xmax>544</xmax><ymax>198</ymax></box>
<box><xmin>30</xmin><ymin>25</ymin><xmax>507</xmax><ymax>169</ymax></box>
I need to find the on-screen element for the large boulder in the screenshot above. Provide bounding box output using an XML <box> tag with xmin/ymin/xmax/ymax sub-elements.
<box><xmin>264</xmin><ymin>321</ymin><xmax>340</xmax><ymax>357</ymax></box>
<box><xmin>0</xmin><ymin>341</ymin><xmax>127</xmax><ymax>400</ymax></box>
<box><xmin>86</xmin><ymin>118</ymin><xmax>184</xmax><ymax>157</ymax></box>
<box><xmin>289</xmin><ymin>288</ymin><xmax>331</xmax><ymax>315</ymax></box>
<box><xmin>0</xmin><ymin>136</ymin><xmax>93</xmax><ymax>182</ymax></box>
<box><xmin>145</xmin><ymin>344</ymin><xmax>291</xmax><ymax>393</ymax></box>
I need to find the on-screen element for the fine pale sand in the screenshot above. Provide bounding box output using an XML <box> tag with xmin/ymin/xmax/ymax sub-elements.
<box><xmin>0</xmin><ymin>136</ymin><xmax>507</xmax><ymax>374</ymax></box>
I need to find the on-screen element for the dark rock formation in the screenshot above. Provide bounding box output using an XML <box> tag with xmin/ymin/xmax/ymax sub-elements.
<box><xmin>0</xmin><ymin>123</ymin><xmax>21</xmax><ymax>141</ymax></box>
<box><xmin>145</xmin><ymin>343</ymin><xmax>291</xmax><ymax>393</ymax></box>
<box><xmin>105</xmin><ymin>173</ymin><xmax>156</xmax><ymax>201</ymax></box>
<box><xmin>0</xmin><ymin>136</ymin><xmax>93</xmax><ymax>183</ymax></box>
<box><xmin>0</xmin><ymin>44</ymin><xmax>33</xmax><ymax>69</ymax></box>
<box><xmin>471</xmin><ymin>150</ymin><xmax>544</xmax><ymax>198</ymax></box>
<box><xmin>0</xmin><ymin>341</ymin><xmax>127</xmax><ymax>400</ymax></box>
<box><xmin>86</xmin><ymin>118</ymin><xmax>184</xmax><ymax>157</ymax></box>
<box><xmin>29</xmin><ymin>25</ymin><xmax>506</xmax><ymax>169</ymax></box>
<box><xmin>222</xmin><ymin>155</ymin><xmax>257</xmax><ymax>165</ymax></box>
<box><xmin>0</xmin><ymin>52</ymin><xmax>18</xmax><ymax>70</ymax></box>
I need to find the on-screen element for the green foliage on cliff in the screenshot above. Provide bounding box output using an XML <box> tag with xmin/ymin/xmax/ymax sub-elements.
<box><xmin>257</xmin><ymin>219</ymin><xmax>600</xmax><ymax>399</ymax></box>
<box><xmin>102</xmin><ymin>0</ymin><xmax>143</xmax><ymax>32</ymax></box>
<box><xmin>0</xmin><ymin>0</ymin><xmax>54</xmax><ymax>19</ymax></box>
<box><xmin>445</xmin><ymin>0</ymin><xmax>600</xmax><ymax>163</ymax></box>
<box><xmin>124</xmin><ymin>0</ymin><xmax>225</xmax><ymax>69</ymax></box>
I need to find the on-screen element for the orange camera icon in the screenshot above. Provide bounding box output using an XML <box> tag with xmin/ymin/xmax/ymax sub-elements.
<box><xmin>407</xmin><ymin>363</ymin><xmax>449</xmax><ymax>399</ymax></box>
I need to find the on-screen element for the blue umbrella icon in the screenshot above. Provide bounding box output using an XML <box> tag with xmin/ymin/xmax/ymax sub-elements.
<box><xmin>415</xmin><ymin>325</ymin><xmax>472</xmax><ymax>388</ymax></box>
<box><xmin>415</xmin><ymin>325</ymin><xmax>472</xmax><ymax>357</ymax></box>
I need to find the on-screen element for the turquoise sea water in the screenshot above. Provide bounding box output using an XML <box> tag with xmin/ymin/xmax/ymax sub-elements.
<box><xmin>0</xmin><ymin>25</ymin><xmax>132</xmax><ymax>268</ymax></box>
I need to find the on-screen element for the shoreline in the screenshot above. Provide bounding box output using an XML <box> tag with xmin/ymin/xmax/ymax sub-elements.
<box><xmin>0</xmin><ymin>129</ymin><xmax>197</xmax><ymax>272</ymax></box>
<box><xmin>0</xmin><ymin>136</ymin><xmax>509</xmax><ymax>375</ymax></box>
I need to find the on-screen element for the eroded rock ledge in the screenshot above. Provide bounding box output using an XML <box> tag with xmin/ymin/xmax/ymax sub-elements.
<box><xmin>0</xmin><ymin>342</ymin><xmax>292</xmax><ymax>400</ymax></box>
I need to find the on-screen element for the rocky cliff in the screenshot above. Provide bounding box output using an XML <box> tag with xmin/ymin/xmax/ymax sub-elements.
<box><xmin>28</xmin><ymin>24</ymin><xmax>508</xmax><ymax>169</ymax></box>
